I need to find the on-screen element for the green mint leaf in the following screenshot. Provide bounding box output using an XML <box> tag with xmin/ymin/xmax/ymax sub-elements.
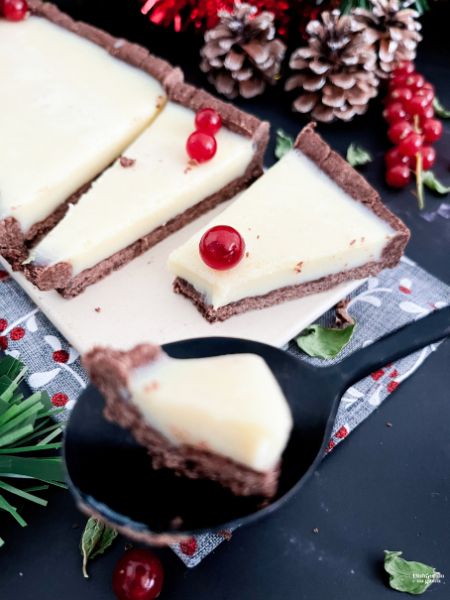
<box><xmin>346</xmin><ymin>143</ymin><xmax>372</xmax><ymax>167</ymax></box>
<box><xmin>433</xmin><ymin>96</ymin><xmax>450</xmax><ymax>119</ymax></box>
<box><xmin>81</xmin><ymin>517</ymin><xmax>118</xmax><ymax>578</ymax></box>
<box><xmin>422</xmin><ymin>171</ymin><xmax>450</xmax><ymax>195</ymax></box>
<box><xmin>275</xmin><ymin>129</ymin><xmax>294</xmax><ymax>160</ymax></box>
<box><xmin>384</xmin><ymin>550</ymin><xmax>441</xmax><ymax>595</ymax></box>
<box><xmin>295</xmin><ymin>323</ymin><xmax>355</xmax><ymax>358</ymax></box>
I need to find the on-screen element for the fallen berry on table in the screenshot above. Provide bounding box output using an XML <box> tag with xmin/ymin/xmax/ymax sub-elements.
<box><xmin>113</xmin><ymin>548</ymin><xmax>164</xmax><ymax>600</ymax></box>
<box><xmin>53</xmin><ymin>349</ymin><xmax>69</xmax><ymax>363</ymax></box>
<box><xmin>3</xmin><ymin>0</ymin><xmax>28</xmax><ymax>20</ymax></box>
<box><xmin>179</xmin><ymin>537</ymin><xmax>198</xmax><ymax>556</ymax></box>
<box><xmin>9</xmin><ymin>326</ymin><xmax>25</xmax><ymax>341</ymax></box>
<box><xmin>51</xmin><ymin>392</ymin><xmax>69</xmax><ymax>407</ymax></box>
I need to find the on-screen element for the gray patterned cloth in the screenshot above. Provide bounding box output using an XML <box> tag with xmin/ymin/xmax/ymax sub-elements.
<box><xmin>0</xmin><ymin>257</ymin><xmax>449</xmax><ymax>567</ymax></box>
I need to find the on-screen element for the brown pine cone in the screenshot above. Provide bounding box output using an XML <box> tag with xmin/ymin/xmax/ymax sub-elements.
<box><xmin>353</xmin><ymin>0</ymin><xmax>422</xmax><ymax>78</ymax></box>
<box><xmin>200</xmin><ymin>3</ymin><xmax>286</xmax><ymax>99</ymax></box>
<box><xmin>285</xmin><ymin>10</ymin><xmax>380</xmax><ymax>122</ymax></box>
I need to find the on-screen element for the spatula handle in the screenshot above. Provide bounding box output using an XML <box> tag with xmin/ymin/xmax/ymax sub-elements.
<box><xmin>337</xmin><ymin>305</ymin><xmax>450</xmax><ymax>387</ymax></box>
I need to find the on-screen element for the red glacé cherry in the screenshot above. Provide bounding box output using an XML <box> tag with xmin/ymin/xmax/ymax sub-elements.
<box><xmin>195</xmin><ymin>108</ymin><xmax>222</xmax><ymax>135</ymax></box>
<box><xmin>3</xmin><ymin>0</ymin><xmax>28</xmax><ymax>20</ymax></box>
<box><xmin>186</xmin><ymin>131</ymin><xmax>217</xmax><ymax>163</ymax></box>
<box><xmin>112</xmin><ymin>548</ymin><xmax>164</xmax><ymax>600</ymax></box>
<box><xmin>199</xmin><ymin>225</ymin><xmax>245</xmax><ymax>270</ymax></box>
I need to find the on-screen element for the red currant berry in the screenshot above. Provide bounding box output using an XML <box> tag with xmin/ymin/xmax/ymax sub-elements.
<box><xmin>398</xmin><ymin>132</ymin><xmax>423</xmax><ymax>157</ymax></box>
<box><xmin>199</xmin><ymin>225</ymin><xmax>245</xmax><ymax>270</ymax></box>
<box><xmin>415</xmin><ymin>87</ymin><xmax>434</xmax><ymax>106</ymax></box>
<box><xmin>390</xmin><ymin>87</ymin><xmax>413</xmax><ymax>103</ymax></box>
<box><xmin>415</xmin><ymin>146</ymin><xmax>436</xmax><ymax>170</ymax></box>
<box><xmin>405</xmin><ymin>73</ymin><xmax>425</xmax><ymax>90</ymax></box>
<box><xmin>388</xmin><ymin>120</ymin><xmax>413</xmax><ymax>144</ymax></box>
<box><xmin>393</xmin><ymin>61</ymin><xmax>415</xmax><ymax>77</ymax></box>
<box><xmin>420</xmin><ymin>105</ymin><xmax>434</xmax><ymax>123</ymax></box>
<box><xmin>389</xmin><ymin>75</ymin><xmax>407</xmax><ymax>90</ymax></box>
<box><xmin>405</xmin><ymin>94</ymin><xmax>432</xmax><ymax>117</ymax></box>
<box><xmin>3</xmin><ymin>0</ymin><xmax>28</xmax><ymax>20</ymax></box>
<box><xmin>383</xmin><ymin>102</ymin><xmax>407</xmax><ymax>124</ymax></box>
<box><xmin>422</xmin><ymin>118</ymin><xmax>443</xmax><ymax>143</ymax></box>
<box><xmin>386</xmin><ymin>165</ymin><xmax>411</xmax><ymax>188</ymax></box>
<box><xmin>385</xmin><ymin>147</ymin><xmax>410</xmax><ymax>168</ymax></box>
<box><xmin>112</xmin><ymin>548</ymin><xmax>164</xmax><ymax>600</ymax></box>
<box><xmin>195</xmin><ymin>108</ymin><xmax>222</xmax><ymax>135</ymax></box>
<box><xmin>186</xmin><ymin>131</ymin><xmax>217</xmax><ymax>163</ymax></box>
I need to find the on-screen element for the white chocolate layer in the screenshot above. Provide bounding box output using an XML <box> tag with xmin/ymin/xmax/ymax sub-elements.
<box><xmin>0</xmin><ymin>16</ymin><xmax>165</xmax><ymax>233</ymax></box>
<box><xmin>128</xmin><ymin>353</ymin><xmax>292</xmax><ymax>472</ymax></box>
<box><xmin>168</xmin><ymin>149</ymin><xmax>396</xmax><ymax>309</ymax></box>
<box><xmin>32</xmin><ymin>102</ymin><xmax>254</xmax><ymax>275</ymax></box>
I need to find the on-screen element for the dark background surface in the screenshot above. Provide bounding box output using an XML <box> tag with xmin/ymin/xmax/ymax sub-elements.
<box><xmin>1</xmin><ymin>2</ymin><xmax>450</xmax><ymax>599</ymax></box>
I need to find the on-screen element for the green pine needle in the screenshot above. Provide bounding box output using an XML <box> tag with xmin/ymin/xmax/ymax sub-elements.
<box><xmin>0</xmin><ymin>355</ymin><xmax>65</xmax><ymax>547</ymax></box>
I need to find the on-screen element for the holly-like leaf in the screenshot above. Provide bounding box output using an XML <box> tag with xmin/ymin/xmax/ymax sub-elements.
<box><xmin>346</xmin><ymin>143</ymin><xmax>372</xmax><ymax>167</ymax></box>
<box><xmin>275</xmin><ymin>129</ymin><xmax>294</xmax><ymax>160</ymax></box>
<box><xmin>422</xmin><ymin>171</ymin><xmax>450</xmax><ymax>195</ymax></box>
<box><xmin>295</xmin><ymin>323</ymin><xmax>355</xmax><ymax>358</ymax></box>
<box><xmin>433</xmin><ymin>96</ymin><xmax>450</xmax><ymax>119</ymax></box>
<box><xmin>81</xmin><ymin>517</ymin><xmax>118</xmax><ymax>578</ymax></box>
<box><xmin>384</xmin><ymin>550</ymin><xmax>441</xmax><ymax>595</ymax></box>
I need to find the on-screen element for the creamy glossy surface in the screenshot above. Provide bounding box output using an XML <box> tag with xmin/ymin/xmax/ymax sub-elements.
<box><xmin>0</xmin><ymin>17</ymin><xmax>165</xmax><ymax>232</ymax></box>
<box><xmin>128</xmin><ymin>353</ymin><xmax>292</xmax><ymax>472</ymax></box>
<box><xmin>32</xmin><ymin>102</ymin><xmax>254</xmax><ymax>274</ymax></box>
<box><xmin>168</xmin><ymin>149</ymin><xmax>395</xmax><ymax>309</ymax></box>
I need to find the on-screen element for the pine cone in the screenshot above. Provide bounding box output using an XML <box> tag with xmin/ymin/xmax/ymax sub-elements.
<box><xmin>285</xmin><ymin>10</ymin><xmax>379</xmax><ymax>122</ymax></box>
<box><xmin>200</xmin><ymin>2</ymin><xmax>286</xmax><ymax>99</ymax></box>
<box><xmin>353</xmin><ymin>0</ymin><xmax>422</xmax><ymax>78</ymax></box>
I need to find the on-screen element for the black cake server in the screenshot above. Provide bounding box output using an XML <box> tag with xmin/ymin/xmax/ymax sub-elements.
<box><xmin>64</xmin><ymin>306</ymin><xmax>450</xmax><ymax>543</ymax></box>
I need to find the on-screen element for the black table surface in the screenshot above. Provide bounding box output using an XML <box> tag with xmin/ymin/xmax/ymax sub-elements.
<box><xmin>1</xmin><ymin>2</ymin><xmax>449</xmax><ymax>599</ymax></box>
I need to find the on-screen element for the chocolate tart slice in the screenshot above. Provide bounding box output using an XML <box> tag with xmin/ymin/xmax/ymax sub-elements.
<box><xmin>168</xmin><ymin>123</ymin><xmax>410</xmax><ymax>322</ymax></box>
<box><xmin>83</xmin><ymin>344</ymin><xmax>292</xmax><ymax>498</ymax></box>
<box><xmin>0</xmin><ymin>0</ymin><xmax>174</xmax><ymax>268</ymax></box>
<box><xmin>25</xmin><ymin>81</ymin><xmax>269</xmax><ymax>297</ymax></box>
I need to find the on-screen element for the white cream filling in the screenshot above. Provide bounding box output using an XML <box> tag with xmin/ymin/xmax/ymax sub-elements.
<box><xmin>168</xmin><ymin>150</ymin><xmax>396</xmax><ymax>309</ymax></box>
<box><xmin>0</xmin><ymin>17</ymin><xmax>165</xmax><ymax>233</ymax></box>
<box><xmin>128</xmin><ymin>353</ymin><xmax>292</xmax><ymax>472</ymax></box>
<box><xmin>31</xmin><ymin>102</ymin><xmax>254</xmax><ymax>275</ymax></box>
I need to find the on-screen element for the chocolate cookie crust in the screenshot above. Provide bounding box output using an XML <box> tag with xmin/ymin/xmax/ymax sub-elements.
<box><xmin>83</xmin><ymin>345</ymin><xmax>279</xmax><ymax>499</ymax></box>
<box><xmin>25</xmin><ymin>80</ymin><xmax>270</xmax><ymax>297</ymax></box>
<box><xmin>173</xmin><ymin>122</ymin><xmax>410</xmax><ymax>323</ymax></box>
<box><xmin>0</xmin><ymin>0</ymin><xmax>177</xmax><ymax>268</ymax></box>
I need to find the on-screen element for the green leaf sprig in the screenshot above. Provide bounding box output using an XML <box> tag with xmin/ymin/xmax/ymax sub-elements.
<box><xmin>384</xmin><ymin>550</ymin><xmax>442</xmax><ymax>595</ymax></box>
<box><xmin>275</xmin><ymin>129</ymin><xmax>294</xmax><ymax>160</ymax></box>
<box><xmin>422</xmin><ymin>171</ymin><xmax>450</xmax><ymax>195</ymax></box>
<box><xmin>346</xmin><ymin>143</ymin><xmax>372</xmax><ymax>168</ymax></box>
<box><xmin>296</xmin><ymin>323</ymin><xmax>355</xmax><ymax>358</ymax></box>
<box><xmin>433</xmin><ymin>96</ymin><xmax>450</xmax><ymax>119</ymax></box>
<box><xmin>0</xmin><ymin>355</ymin><xmax>65</xmax><ymax>547</ymax></box>
<box><xmin>81</xmin><ymin>516</ymin><xmax>118</xmax><ymax>578</ymax></box>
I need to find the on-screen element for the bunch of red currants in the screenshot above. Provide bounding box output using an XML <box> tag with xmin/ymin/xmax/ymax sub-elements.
<box><xmin>384</xmin><ymin>61</ymin><xmax>443</xmax><ymax>192</ymax></box>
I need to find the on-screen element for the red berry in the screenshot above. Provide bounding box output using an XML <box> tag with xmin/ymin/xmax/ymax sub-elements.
<box><xmin>387</xmin><ymin>120</ymin><xmax>413</xmax><ymax>144</ymax></box>
<box><xmin>51</xmin><ymin>392</ymin><xmax>69</xmax><ymax>407</ymax></box>
<box><xmin>388</xmin><ymin>75</ymin><xmax>407</xmax><ymax>90</ymax></box>
<box><xmin>393</xmin><ymin>61</ymin><xmax>415</xmax><ymax>77</ymax></box>
<box><xmin>186</xmin><ymin>131</ymin><xmax>217</xmax><ymax>163</ymax></box>
<box><xmin>422</xmin><ymin>118</ymin><xmax>443</xmax><ymax>143</ymax></box>
<box><xmin>415</xmin><ymin>87</ymin><xmax>434</xmax><ymax>106</ymax></box>
<box><xmin>3</xmin><ymin>0</ymin><xmax>28</xmax><ymax>20</ymax></box>
<box><xmin>405</xmin><ymin>73</ymin><xmax>425</xmax><ymax>90</ymax></box>
<box><xmin>398</xmin><ymin>132</ymin><xmax>423</xmax><ymax>157</ymax></box>
<box><xmin>385</xmin><ymin>147</ymin><xmax>410</xmax><ymax>168</ymax></box>
<box><xmin>195</xmin><ymin>108</ymin><xmax>222</xmax><ymax>135</ymax></box>
<box><xmin>199</xmin><ymin>225</ymin><xmax>245</xmax><ymax>270</ymax></box>
<box><xmin>420</xmin><ymin>105</ymin><xmax>434</xmax><ymax>123</ymax></box>
<box><xmin>53</xmin><ymin>349</ymin><xmax>69</xmax><ymax>363</ymax></box>
<box><xmin>383</xmin><ymin>102</ymin><xmax>407</xmax><ymax>124</ymax></box>
<box><xmin>405</xmin><ymin>95</ymin><xmax>432</xmax><ymax>117</ymax></box>
<box><xmin>386</xmin><ymin>165</ymin><xmax>411</xmax><ymax>188</ymax></box>
<box><xmin>390</xmin><ymin>87</ymin><xmax>413</xmax><ymax>103</ymax></box>
<box><xmin>179</xmin><ymin>537</ymin><xmax>197</xmax><ymax>556</ymax></box>
<box><xmin>411</xmin><ymin>146</ymin><xmax>436</xmax><ymax>170</ymax></box>
<box><xmin>9</xmin><ymin>326</ymin><xmax>25</xmax><ymax>341</ymax></box>
<box><xmin>112</xmin><ymin>548</ymin><xmax>164</xmax><ymax>600</ymax></box>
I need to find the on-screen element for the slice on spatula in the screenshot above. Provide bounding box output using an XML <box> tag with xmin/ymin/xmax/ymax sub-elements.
<box><xmin>83</xmin><ymin>344</ymin><xmax>293</xmax><ymax>499</ymax></box>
